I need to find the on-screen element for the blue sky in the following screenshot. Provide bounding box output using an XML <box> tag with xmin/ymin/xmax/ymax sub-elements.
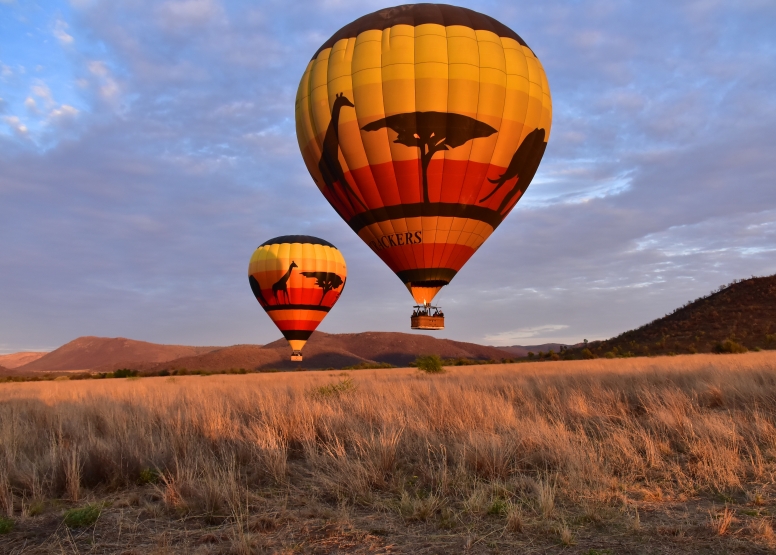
<box><xmin>1</xmin><ymin>0</ymin><xmax>775</xmax><ymax>352</ymax></box>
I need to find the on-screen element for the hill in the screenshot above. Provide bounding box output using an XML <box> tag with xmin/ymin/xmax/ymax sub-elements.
<box><xmin>266</xmin><ymin>331</ymin><xmax>517</xmax><ymax>367</ymax></box>
<box><xmin>151</xmin><ymin>332</ymin><xmax>515</xmax><ymax>373</ymax></box>
<box><xmin>5</xmin><ymin>332</ymin><xmax>517</xmax><ymax>375</ymax></box>
<box><xmin>16</xmin><ymin>337</ymin><xmax>220</xmax><ymax>373</ymax></box>
<box><xmin>581</xmin><ymin>274</ymin><xmax>776</xmax><ymax>357</ymax></box>
<box><xmin>147</xmin><ymin>340</ymin><xmax>371</xmax><ymax>373</ymax></box>
<box><xmin>0</xmin><ymin>351</ymin><xmax>49</xmax><ymax>368</ymax></box>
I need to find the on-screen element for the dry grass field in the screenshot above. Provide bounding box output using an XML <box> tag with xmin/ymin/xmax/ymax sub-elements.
<box><xmin>2</xmin><ymin>353</ymin><xmax>776</xmax><ymax>554</ymax></box>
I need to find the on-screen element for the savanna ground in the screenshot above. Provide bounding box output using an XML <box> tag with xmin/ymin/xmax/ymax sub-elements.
<box><xmin>2</xmin><ymin>353</ymin><xmax>776</xmax><ymax>554</ymax></box>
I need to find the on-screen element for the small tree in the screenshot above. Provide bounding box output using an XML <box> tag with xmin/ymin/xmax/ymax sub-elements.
<box><xmin>415</xmin><ymin>354</ymin><xmax>444</xmax><ymax>374</ymax></box>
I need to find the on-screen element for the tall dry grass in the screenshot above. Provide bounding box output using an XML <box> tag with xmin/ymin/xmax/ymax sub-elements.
<box><xmin>1</xmin><ymin>352</ymin><xmax>776</xmax><ymax>548</ymax></box>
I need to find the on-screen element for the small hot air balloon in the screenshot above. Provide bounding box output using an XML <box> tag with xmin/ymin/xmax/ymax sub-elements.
<box><xmin>295</xmin><ymin>4</ymin><xmax>551</xmax><ymax>330</ymax></box>
<box><xmin>248</xmin><ymin>236</ymin><xmax>347</xmax><ymax>361</ymax></box>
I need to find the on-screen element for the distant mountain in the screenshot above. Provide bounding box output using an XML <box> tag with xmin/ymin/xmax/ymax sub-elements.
<box><xmin>16</xmin><ymin>337</ymin><xmax>220</xmax><ymax>373</ymax></box>
<box><xmin>269</xmin><ymin>331</ymin><xmax>516</xmax><ymax>367</ymax></box>
<box><xmin>148</xmin><ymin>340</ymin><xmax>370</xmax><ymax>373</ymax></box>
<box><xmin>6</xmin><ymin>332</ymin><xmax>516</xmax><ymax>375</ymax></box>
<box><xmin>579</xmin><ymin>274</ymin><xmax>776</xmax><ymax>357</ymax></box>
<box><xmin>151</xmin><ymin>332</ymin><xmax>515</xmax><ymax>372</ymax></box>
<box><xmin>0</xmin><ymin>351</ymin><xmax>49</xmax><ymax>369</ymax></box>
<box><xmin>497</xmin><ymin>343</ymin><xmax>570</xmax><ymax>357</ymax></box>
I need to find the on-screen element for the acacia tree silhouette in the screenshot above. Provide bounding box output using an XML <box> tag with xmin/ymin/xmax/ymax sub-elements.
<box><xmin>300</xmin><ymin>272</ymin><xmax>344</xmax><ymax>305</ymax></box>
<box><xmin>362</xmin><ymin>112</ymin><xmax>497</xmax><ymax>203</ymax></box>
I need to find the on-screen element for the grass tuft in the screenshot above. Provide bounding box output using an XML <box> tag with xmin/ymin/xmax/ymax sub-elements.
<box><xmin>709</xmin><ymin>505</ymin><xmax>735</xmax><ymax>535</ymax></box>
<box><xmin>63</xmin><ymin>504</ymin><xmax>101</xmax><ymax>528</ymax></box>
<box><xmin>310</xmin><ymin>377</ymin><xmax>356</xmax><ymax>398</ymax></box>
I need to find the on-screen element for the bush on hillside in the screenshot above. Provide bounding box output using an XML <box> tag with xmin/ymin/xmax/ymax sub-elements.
<box><xmin>414</xmin><ymin>354</ymin><xmax>445</xmax><ymax>374</ymax></box>
<box><xmin>713</xmin><ymin>339</ymin><xmax>748</xmax><ymax>354</ymax></box>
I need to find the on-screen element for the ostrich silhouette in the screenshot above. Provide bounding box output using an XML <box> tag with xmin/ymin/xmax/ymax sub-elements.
<box><xmin>317</xmin><ymin>93</ymin><xmax>366</xmax><ymax>212</ymax></box>
<box><xmin>272</xmin><ymin>261</ymin><xmax>297</xmax><ymax>304</ymax></box>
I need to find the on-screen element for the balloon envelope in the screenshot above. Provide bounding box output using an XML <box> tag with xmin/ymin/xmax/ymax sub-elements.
<box><xmin>248</xmin><ymin>236</ymin><xmax>347</xmax><ymax>358</ymax></box>
<box><xmin>295</xmin><ymin>4</ymin><xmax>551</xmax><ymax>305</ymax></box>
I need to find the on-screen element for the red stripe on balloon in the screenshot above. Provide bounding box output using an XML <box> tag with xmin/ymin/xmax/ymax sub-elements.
<box><xmin>374</xmin><ymin>243</ymin><xmax>476</xmax><ymax>273</ymax></box>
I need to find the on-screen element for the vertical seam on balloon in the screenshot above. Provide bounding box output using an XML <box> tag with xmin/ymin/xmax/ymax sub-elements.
<box><xmin>379</xmin><ymin>26</ymin><xmax>414</xmax><ymax>282</ymax></box>
<box><xmin>326</xmin><ymin>40</ymin><xmax>364</xmax><ymax>219</ymax></box>
<box><xmin>352</xmin><ymin>34</ymin><xmax>397</xmax><ymax>258</ymax></box>
<box><xmin>475</xmin><ymin>36</ymin><xmax>511</xmax><ymax>213</ymax></box>
<box><xmin>492</xmin><ymin>45</ymin><xmax>534</xmax><ymax>216</ymax></box>
<box><xmin>445</xmin><ymin>10</ymin><xmax>481</xmax><ymax>276</ymax></box>
<box><xmin>515</xmin><ymin>47</ymin><xmax>537</xmax><ymax>151</ymax></box>
<box><xmin>427</xmin><ymin>5</ymin><xmax>447</xmax><ymax>282</ymax></box>
<box><xmin>508</xmin><ymin>48</ymin><xmax>546</xmax><ymax>211</ymax></box>
<box><xmin>329</xmin><ymin>37</ymin><xmax>372</xmax><ymax>217</ymax></box>
<box><xmin>307</xmin><ymin>55</ymin><xmax>334</xmax><ymax>215</ymax></box>
<box><xmin>326</xmin><ymin>245</ymin><xmax>334</xmax><ymax>309</ymax></box>
<box><xmin>408</xmin><ymin>19</ymin><xmax>424</xmax><ymax>282</ymax></box>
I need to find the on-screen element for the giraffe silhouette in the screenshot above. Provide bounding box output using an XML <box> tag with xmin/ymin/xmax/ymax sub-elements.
<box><xmin>479</xmin><ymin>128</ymin><xmax>547</xmax><ymax>213</ymax></box>
<box><xmin>317</xmin><ymin>93</ymin><xmax>366</xmax><ymax>212</ymax></box>
<box><xmin>272</xmin><ymin>261</ymin><xmax>297</xmax><ymax>304</ymax></box>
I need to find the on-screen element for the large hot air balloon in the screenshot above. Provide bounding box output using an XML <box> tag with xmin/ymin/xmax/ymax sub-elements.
<box><xmin>295</xmin><ymin>4</ymin><xmax>551</xmax><ymax>329</ymax></box>
<box><xmin>248</xmin><ymin>236</ymin><xmax>347</xmax><ymax>361</ymax></box>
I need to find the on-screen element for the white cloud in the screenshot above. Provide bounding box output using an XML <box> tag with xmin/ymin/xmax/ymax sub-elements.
<box><xmin>49</xmin><ymin>104</ymin><xmax>79</xmax><ymax>119</ymax></box>
<box><xmin>88</xmin><ymin>61</ymin><xmax>108</xmax><ymax>77</ymax></box>
<box><xmin>484</xmin><ymin>325</ymin><xmax>570</xmax><ymax>346</ymax></box>
<box><xmin>0</xmin><ymin>63</ymin><xmax>12</xmax><ymax>78</ymax></box>
<box><xmin>3</xmin><ymin>115</ymin><xmax>28</xmax><ymax>135</ymax></box>
<box><xmin>88</xmin><ymin>61</ymin><xmax>120</xmax><ymax>100</ymax></box>
<box><xmin>31</xmin><ymin>83</ymin><xmax>55</xmax><ymax>107</ymax></box>
<box><xmin>24</xmin><ymin>96</ymin><xmax>38</xmax><ymax>112</ymax></box>
<box><xmin>53</xmin><ymin>19</ymin><xmax>74</xmax><ymax>45</ymax></box>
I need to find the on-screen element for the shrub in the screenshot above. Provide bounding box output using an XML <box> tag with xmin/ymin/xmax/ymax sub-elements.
<box><xmin>713</xmin><ymin>339</ymin><xmax>748</xmax><ymax>354</ymax></box>
<box><xmin>311</xmin><ymin>377</ymin><xmax>356</xmax><ymax>398</ymax></box>
<box><xmin>581</xmin><ymin>348</ymin><xmax>595</xmax><ymax>359</ymax></box>
<box><xmin>487</xmin><ymin>498</ymin><xmax>510</xmax><ymax>516</ymax></box>
<box><xmin>138</xmin><ymin>467</ymin><xmax>160</xmax><ymax>484</ymax></box>
<box><xmin>0</xmin><ymin>516</ymin><xmax>13</xmax><ymax>534</ymax></box>
<box><xmin>414</xmin><ymin>355</ymin><xmax>444</xmax><ymax>374</ymax></box>
<box><xmin>113</xmin><ymin>369</ymin><xmax>138</xmax><ymax>378</ymax></box>
<box><xmin>63</xmin><ymin>504</ymin><xmax>101</xmax><ymax>528</ymax></box>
